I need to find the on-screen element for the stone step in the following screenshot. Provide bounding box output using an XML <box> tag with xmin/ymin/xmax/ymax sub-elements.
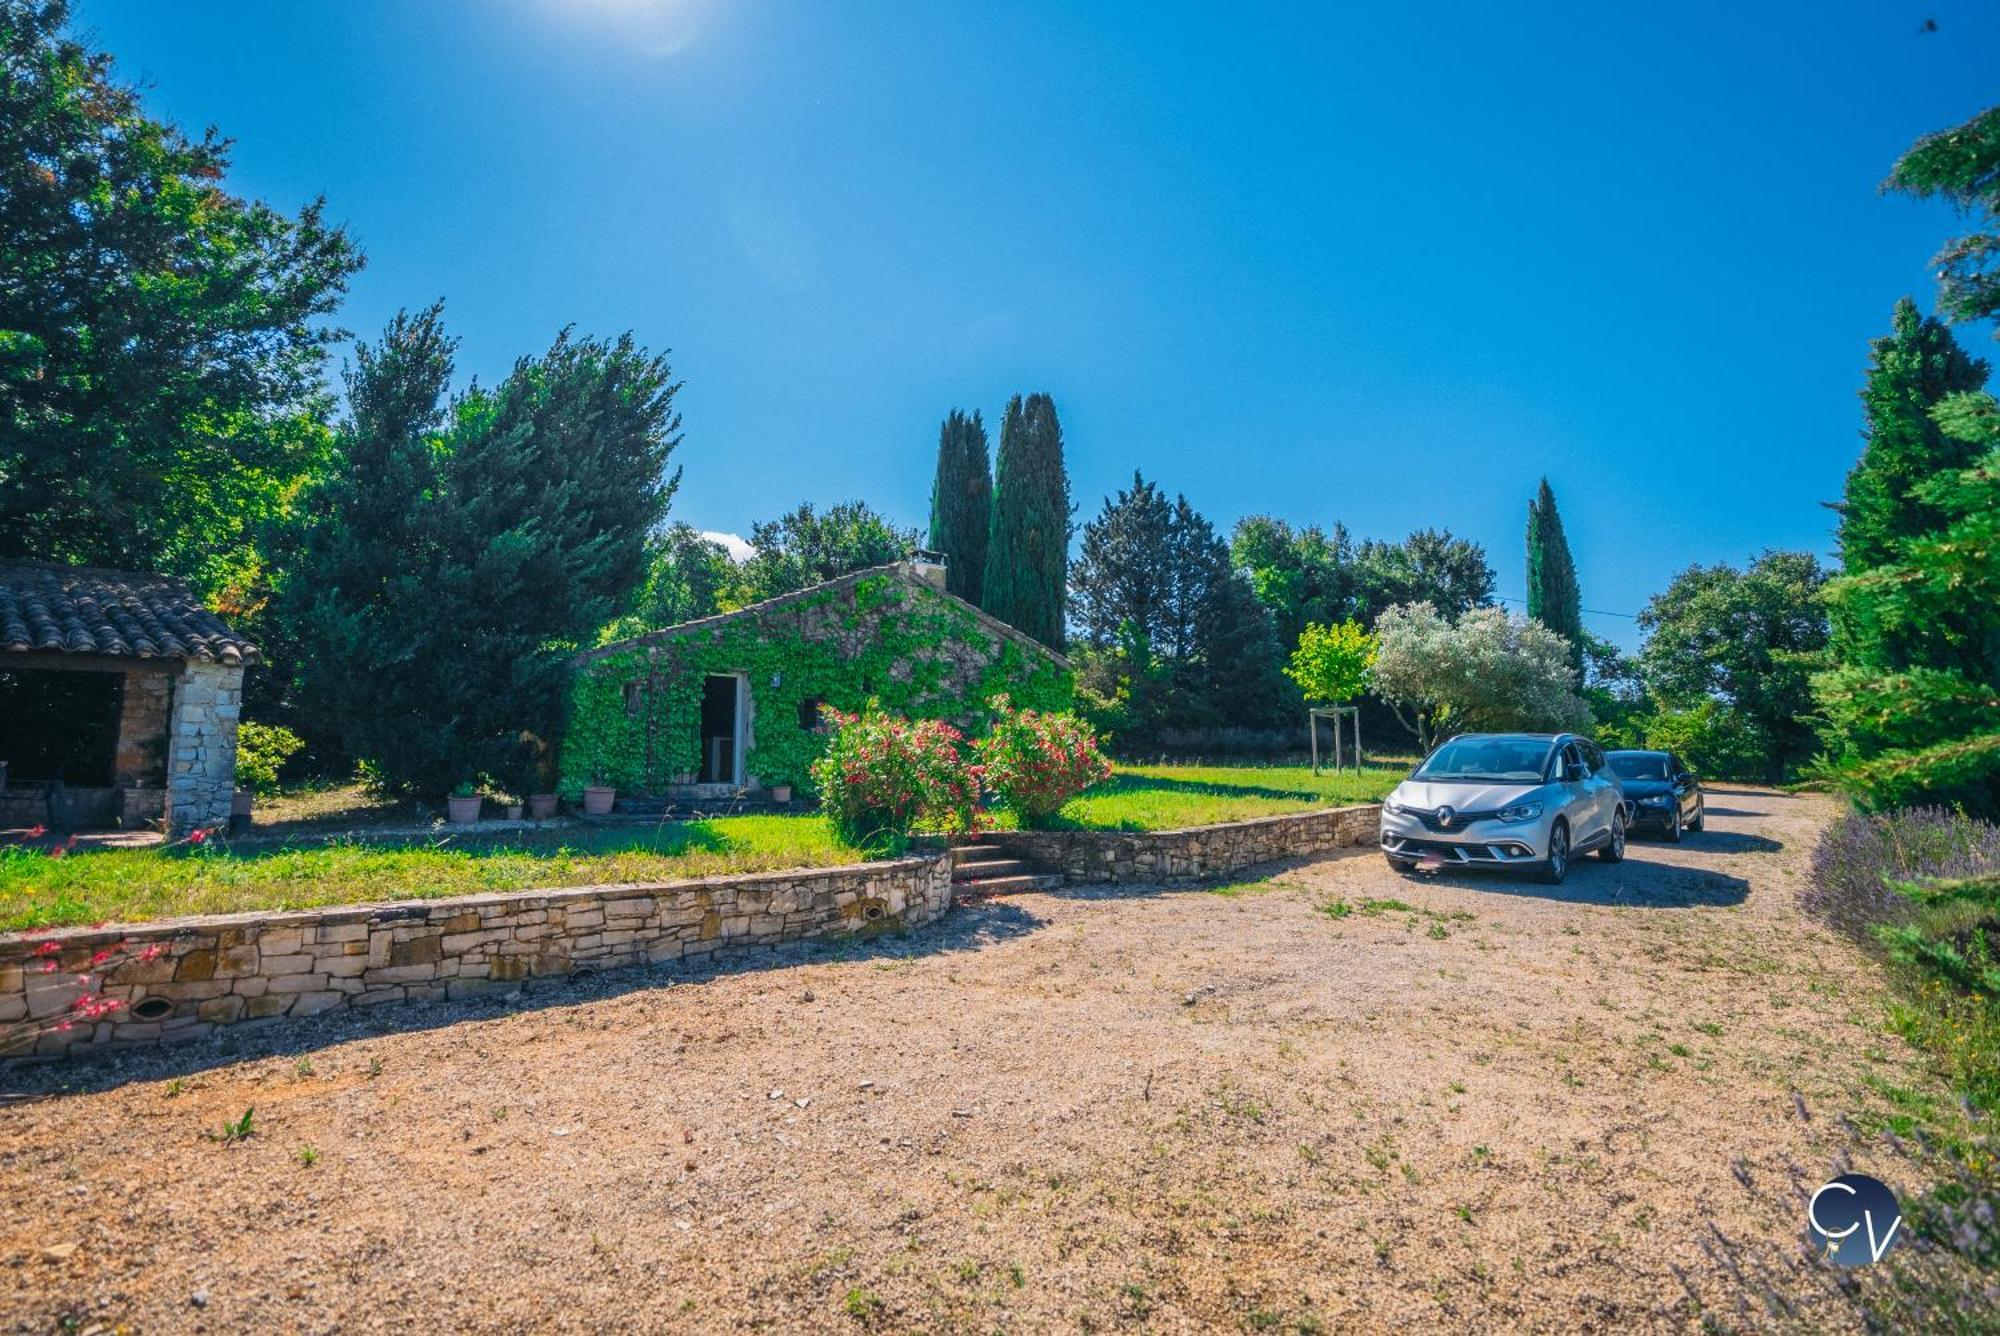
<box><xmin>949</xmin><ymin>843</ymin><xmax>1014</xmax><ymax>867</ymax></box>
<box><xmin>950</xmin><ymin>857</ymin><xmax>1034</xmax><ymax>882</ymax></box>
<box><xmin>952</xmin><ymin>872</ymin><xmax>1064</xmax><ymax>895</ymax></box>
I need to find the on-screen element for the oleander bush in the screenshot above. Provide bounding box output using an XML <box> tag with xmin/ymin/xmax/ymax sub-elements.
<box><xmin>809</xmin><ymin>704</ymin><xmax>979</xmax><ymax>849</ymax></box>
<box><xmin>973</xmin><ymin>695</ymin><xmax>1112</xmax><ymax>829</ymax></box>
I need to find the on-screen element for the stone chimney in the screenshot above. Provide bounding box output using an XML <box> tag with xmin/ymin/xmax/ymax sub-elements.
<box><xmin>908</xmin><ymin>549</ymin><xmax>949</xmax><ymax>590</ymax></box>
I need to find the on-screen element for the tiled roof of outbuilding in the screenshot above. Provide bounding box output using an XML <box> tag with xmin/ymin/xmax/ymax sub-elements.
<box><xmin>0</xmin><ymin>561</ymin><xmax>260</xmax><ymax>666</ymax></box>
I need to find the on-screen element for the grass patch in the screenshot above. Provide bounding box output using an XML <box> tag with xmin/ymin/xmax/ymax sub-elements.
<box><xmin>1035</xmin><ymin>763</ymin><xmax>1401</xmax><ymax>832</ymax></box>
<box><xmin>0</xmin><ymin>816</ymin><xmax>862</xmax><ymax>931</ymax></box>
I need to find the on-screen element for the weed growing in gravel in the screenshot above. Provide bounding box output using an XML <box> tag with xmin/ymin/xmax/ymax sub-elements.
<box><xmin>208</xmin><ymin>1107</ymin><xmax>255</xmax><ymax>1145</ymax></box>
<box><xmin>842</xmin><ymin>1287</ymin><xmax>884</xmax><ymax>1323</ymax></box>
<box><xmin>295</xmin><ymin>1145</ymin><xmax>318</xmax><ymax>1167</ymax></box>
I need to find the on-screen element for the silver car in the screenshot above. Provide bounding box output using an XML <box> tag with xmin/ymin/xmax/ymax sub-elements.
<box><xmin>1379</xmin><ymin>733</ymin><xmax>1626</xmax><ymax>884</ymax></box>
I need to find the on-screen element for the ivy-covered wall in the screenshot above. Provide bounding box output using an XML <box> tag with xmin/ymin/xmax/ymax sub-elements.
<box><xmin>559</xmin><ymin>566</ymin><xmax>1072</xmax><ymax>798</ymax></box>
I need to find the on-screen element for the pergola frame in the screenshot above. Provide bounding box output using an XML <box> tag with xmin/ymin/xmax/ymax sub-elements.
<box><xmin>1308</xmin><ymin>704</ymin><xmax>1362</xmax><ymax>775</ymax></box>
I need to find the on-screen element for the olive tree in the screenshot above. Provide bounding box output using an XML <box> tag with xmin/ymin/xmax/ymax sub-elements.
<box><xmin>1371</xmin><ymin>603</ymin><xmax>1591</xmax><ymax>753</ymax></box>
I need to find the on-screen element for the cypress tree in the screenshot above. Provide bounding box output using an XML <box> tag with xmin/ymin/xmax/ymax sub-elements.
<box><xmin>1525</xmin><ymin>478</ymin><xmax>1584</xmax><ymax>676</ymax></box>
<box><xmin>983</xmin><ymin>393</ymin><xmax>1071</xmax><ymax>648</ymax></box>
<box><xmin>925</xmin><ymin>409</ymin><xmax>991</xmax><ymax>603</ymax></box>
<box><xmin>1838</xmin><ymin>298</ymin><xmax>1988</xmax><ymax>572</ymax></box>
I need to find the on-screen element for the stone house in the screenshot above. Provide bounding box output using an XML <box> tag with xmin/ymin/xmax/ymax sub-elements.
<box><xmin>561</xmin><ymin>558</ymin><xmax>1070</xmax><ymax>801</ymax></box>
<box><xmin>0</xmin><ymin>562</ymin><xmax>257</xmax><ymax>836</ymax></box>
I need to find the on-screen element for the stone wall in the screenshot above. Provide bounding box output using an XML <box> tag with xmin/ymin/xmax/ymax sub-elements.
<box><xmin>164</xmin><ymin>660</ymin><xmax>243</xmax><ymax>836</ymax></box>
<box><xmin>1</xmin><ymin>853</ymin><xmax>952</xmax><ymax>1059</ymax></box>
<box><xmin>984</xmin><ymin>803</ymin><xmax>1382</xmax><ymax>885</ymax></box>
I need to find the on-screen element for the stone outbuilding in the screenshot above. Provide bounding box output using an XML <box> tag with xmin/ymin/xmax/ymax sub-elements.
<box><xmin>561</xmin><ymin>558</ymin><xmax>1071</xmax><ymax>802</ymax></box>
<box><xmin>0</xmin><ymin>561</ymin><xmax>258</xmax><ymax>836</ymax></box>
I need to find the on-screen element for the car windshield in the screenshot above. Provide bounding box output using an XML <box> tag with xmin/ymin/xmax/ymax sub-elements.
<box><xmin>1608</xmin><ymin>753</ymin><xmax>1670</xmax><ymax>781</ymax></box>
<box><xmin>1414</xmin><ymin>737</ymin><xmax>1550</xmax><ymax>783</ymax></box>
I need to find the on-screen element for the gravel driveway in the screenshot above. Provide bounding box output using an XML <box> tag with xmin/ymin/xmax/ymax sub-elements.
<box><xmin>0</xmin><ymin>788</ymin><xmax>1949</xmax><ymax>1331</ymax></box>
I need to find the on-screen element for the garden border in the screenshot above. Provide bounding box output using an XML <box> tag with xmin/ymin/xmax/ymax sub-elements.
<box><xmin>1</xmin><ymin>852</ymin><xmax>951</xmax><ymax>1060</ymax></box>
<box><xmin>981</xmin><ymin>803</ymin><xmax>1382</xmax><ymax>885</ymax></box>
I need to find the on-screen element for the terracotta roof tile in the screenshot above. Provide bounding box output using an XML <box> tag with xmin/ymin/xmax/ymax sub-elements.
<box><xmin>0</xmin><ymin>562</ymin><xmax>260</xmax><ymax>666</ymax></box>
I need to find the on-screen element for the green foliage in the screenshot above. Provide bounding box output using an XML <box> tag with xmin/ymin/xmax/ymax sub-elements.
<box><xmin>287</xmin><ymin>306</ymin><xmax>683</xmax><ymax>799</ymax></box>
<box><xmin>1840</xmin><ymin>299</ymin><xmax>1989</xmax><ymax>571</ymax></box>
<box><xmin>983</xmin><ymin>393</ymin><xmax>1071</xmax><ymax>648</ymax></box>
<box><xmin>1285</xmin><ymin>620</ymin><xmax>1376</xmax><ymax>704</ymax></box>
<box><xmin>559</xmin><ymin>573</ymin><xmax>1072</xmax><ymax>799</ymax></box>
<box><xmin>973</xmin><ymin>696</ymin><xmax>1112</xmax><ymax>828</ymax></box>
<box><xmin>729</xmin><ymin>501</ymin><xmax>918</xmax><ymax>606</ymax></box>
<box><xmin>234</xmin><ymin>722</ymin><xmax>304</xmax><ymax>796</ymax></box>
<box><xmin>1230</xmin><ymin>517</ymin><xmax>1496</xmax><ymax>646</ymax></box>
<box><xmin>1888</xmin><ymin>105</ymin><xmax>2000</xmax><ymax>333</ymax></box>
<box><xmin>1815</xmin><ymin>394</ymin><xmax>2000</xmax><ymax>815</ymax></box>
<box><xmin>1069</xmin><ymin>473</ymin><xmax>1291</xmax><ymax>742</ymax></box>
<box><xmin>0</xmin><ymin>0</ymin><xmax>363</xmax><ymax>590</ymax></box>
<box><xmin>606</xmin><ymin>522</ymin><xmax>731</xmax><ymax>639</ymax></box>
<box><xmin>1640</xmin><ymin>701</ymin><xmax>1768</xmax><ymax>783</ymax></box>
<box><xmin>927</xmin><ymin>409</ymin><xmax>991</xmax><ymax>604</ymax></box>
<box><xmin>1041</xmin><ymin>762</ymin><xmax>1402</xmax><ymax>831</ymax></box>
<box><xmin>809</xmin><ymin>704</ymin><xmax>976</xmax><ymax>847</ymax></box>
<box><xmin>1371</xmin><ymin>603</ymin><xmax>1590</xmax><ymax>752</ymax></box>
<box><xmin>1525</xmin><ymin>478</ymin><xmax>1583</xmax><ymax>675</ymax></box>
<box><xmin>1636</xmin><ymin>550</ymin><xmax>1828</xmax><ymax>782</ymax></box>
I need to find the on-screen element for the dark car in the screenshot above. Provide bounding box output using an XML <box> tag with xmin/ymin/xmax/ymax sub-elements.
<box><xmin>1605</xmin><ymin>749</ymin><xmax>1704</xmax><ymax>840</ymax></box>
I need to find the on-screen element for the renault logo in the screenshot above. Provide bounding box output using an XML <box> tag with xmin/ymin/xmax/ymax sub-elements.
<box><xmin>1435</xmin><ymin>806</ymin><xmax>1455</xmax><ymax>828</ymax></box>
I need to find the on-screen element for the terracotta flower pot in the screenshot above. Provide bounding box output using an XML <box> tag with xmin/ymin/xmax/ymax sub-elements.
<box><xmin>528</xmin><ymin>793</ymin><xmax>559</xmax><ymax>820</ymax></box>
<box><xmin>505</xmin><ymin>803</ymin><xmax>524</xmax><ymax>821</ymax></box>
<box><xmin>446</xmin><ymin>794</ymin><xmax>482</xmax><ymax>825</ymax></box>
<box><xmin>582</xmin><ymin>785</ymin><xmax>616</xmax><ymax>816</ymax></box>
<box><xmin>769</xmin><ymin>784</ymin><xmax>793</xmax><ymax>805</ymax></box>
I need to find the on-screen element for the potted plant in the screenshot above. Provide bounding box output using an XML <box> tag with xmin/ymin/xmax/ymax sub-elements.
<box><xmin>528</xmin><ymin>792</ymin><xmax>559</xmax><ymax>820</ymax></box>
<box><xmin>582</xmin><ymin>775</ymin><xmax>617</xmax><ymax>816</ymax></box>
<box><xmin>504</xmin><ymin>798</ymin><xmax>525</xmax><ymax>821</ymax></box>
<box><xmin>517</xmin><ymin>735</ymin><xmax>560</xmax><ymax>822</ymax></box>
<box><xmin>446</xmin><ymin>782</ymin><xmax>482</xmax><ymax>825</ymax></box>
<box><xmin>769</xmin><ymin>783</ymin><xmax>793</xmax><ymax>805</ymax></box>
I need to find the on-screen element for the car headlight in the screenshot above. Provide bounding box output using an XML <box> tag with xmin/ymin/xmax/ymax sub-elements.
<box><xmin>1494</xmin><ymin>802</ymin><xmax>1542</xmax><ymax>824</ymax></box>
<box><xmin>1383</xmin><ymin>799</ymin><xmax>1407</xmax><ymax>817</ymax></box>
<box><xmin>1640</xmin><ymin>794</ymin><xmax>1671</xmax><ymax>807</ymax></box>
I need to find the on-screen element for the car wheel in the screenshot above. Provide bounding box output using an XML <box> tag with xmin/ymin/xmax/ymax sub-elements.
<box><xmin>1599</xmin><ymin>809</ymin><xmax>1626</xmax><ymax>862</ymax></box>
<box><xmin>1538</xmin><ymin>821</ymin><xmax>1570</xmax><ymax>885</ymax></box>
<box><xmin>1664</xmin><ymin>804</ymin><xmax>1682</xmax><ymax>843</ymax></box>
<box><xmin>1687</xmin><ymin>800</ymin><xmax>1704</xmax><ymax>832</ymax></box>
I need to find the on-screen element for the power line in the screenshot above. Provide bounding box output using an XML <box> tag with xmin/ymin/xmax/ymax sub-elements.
<box><xmin>1494</xmin><ymin>595</ymin><xmax>1638</xmax><ymax>620</ymax></box>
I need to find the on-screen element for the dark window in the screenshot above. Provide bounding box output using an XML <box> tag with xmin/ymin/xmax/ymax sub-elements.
<box><xmin>622</xmin><ymin>681</ymin><xmax>643</xmax><ymax>717</ymax></box>
<box><xmin>797</xmin><ymin>696</ymin><xmax>826</xmax><ymax>731</ymax></box>
<box><xmin>0</xmin><ymin>668</ymin><xmax>123</xmax><ymax>786</ymax></box>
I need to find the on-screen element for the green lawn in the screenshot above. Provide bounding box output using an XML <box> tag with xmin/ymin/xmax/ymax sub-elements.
<box><xmin>1040</xmin><ymin>762</ymin><xmax>1404</xmax><ymax>832</ymax></box>
<box><xmin>0</xmin><ymin>817</ymin><xmax>861</xmax><ymax>933</ymax></box>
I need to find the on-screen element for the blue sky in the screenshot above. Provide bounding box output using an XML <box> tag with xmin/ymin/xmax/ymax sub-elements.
<box><xmin>74</xmin><ymin>1</ymin><xmax>2000</xmax><ymax>647</ymax></box>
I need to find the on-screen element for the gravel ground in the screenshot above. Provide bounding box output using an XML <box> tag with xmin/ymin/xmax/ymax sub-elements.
<box><xmin>0</xmin><ymin>788</ymin><xmax>1958</xmax><ymax>1331</ymax></box>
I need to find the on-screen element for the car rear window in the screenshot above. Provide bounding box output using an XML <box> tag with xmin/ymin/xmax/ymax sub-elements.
<box><xmin>1608</xmin><ymin>753</ymin><xmax>1669</xmax><ymax>780</ymax></box>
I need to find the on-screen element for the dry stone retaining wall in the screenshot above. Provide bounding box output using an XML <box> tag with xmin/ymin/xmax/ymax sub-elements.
<box><xmin>1</xmin><ymin>853</ymin><xmax>951</xmax><ymax>1059</ymax></box>
<box><xmin>984</xmin><ymin>803</ymin><xmax>1381</xmax><ymax>885</ymax></box>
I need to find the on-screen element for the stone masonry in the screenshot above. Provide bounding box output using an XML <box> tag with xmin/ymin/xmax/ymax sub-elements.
<box><xmin>983</xmin><ymin>803</ymin><xmax>1382</xmax><ymax>885</ymax></box>
<box><xmin>164</xmin><ymin>660</ymin><xmax>243</xmax><ymax>836</ymax></box>
<box><xmin>1</xmin><ymin>853</ymin><xmax>953</xmax><ymax>1059</ymax></box>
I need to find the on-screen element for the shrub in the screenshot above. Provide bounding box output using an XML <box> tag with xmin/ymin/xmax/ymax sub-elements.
<box><xmin>1641</xmin><ymin>701</ymin><xmax>1767</xmax><ymax>783</ymax></box>
<box><xmin>808</xmin><ymin>705</ymin><xmax>977</xmax><ymax>849</ymax></box>
<box><xmin>235</xmin><ymin>722</ymin><xmax>305</xmax><ymax>796</ymax></box>
<box><xmin>1803</xmin><ymin>805</ymin><xmax>2000</xmax><ymax>945</ymax></box>
<box><xmin>974</xmin><ymin>696</ymin><xmax>1112</xmax><ymax>828</ymax></box>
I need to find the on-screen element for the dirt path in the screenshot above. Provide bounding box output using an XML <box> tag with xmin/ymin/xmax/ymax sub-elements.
<box><xmin>0</xmin><ymin>789</ymin><xmax>1942</xmax><ymax>1331</ymax></box>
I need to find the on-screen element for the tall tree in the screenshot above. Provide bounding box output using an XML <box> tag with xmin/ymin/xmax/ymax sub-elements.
<box><xmin>1637</xmin><ymin>551</ymin><xmax>1829</xmax><ymax>783</ymax></box>
<box><xmin>1525</xmin><ymin>478</ymin><xmax>1584</xmax><ymax>676</ymax></box>
<box><xmin>926</xmin><ymin>409</ymin><xmax>991</xmax><ymax>604</ymax></box>
<box><xmin>1888</xmin><ymin>105</ymin><xmax>2000</xmax><ymax>333</ymax></box>
<box><xmin>731</xmin><ymin>501</ymin><xmax>917</xmax><ymax>605</ymax></box>
<box><xmin>1230</xmin><ymin>517</ymin><xmax>1361</xmax><ymax>652</ymax></box>
<box><xmin>622</xmin><ymin>523</ymin><xmax>732</xmax><ymax>633</ymax></box>
<box><xmin>1815</xmin><ymin>390</ymin><xmax>2000</xmax><ymax>817</ymax></box>
<box><xmin>1372</xmin><ymin>603</ymin><xmax>1590</xmax><ymax>753</ymax></box>
<box><xmin>288</xmin><ymin>310</ymin><xmax>682</xmax><ymax>797</ymax></box>
<box><xmin>983</xmin><ymin>393</ymin><xmax>1071</xmax><ymax>648</ymax></box>
<box><xmin>1068</xmin><ymin>474</ymin><xmax>1288</xmax><ymax>738</ymax></box>
<box><xmin>0</xmin><ymin>0</ymin><xmax>363</xmax><ymax>588</ymax></box>
<box><xmin>1839</xmin><ymin>299</ymin><xmax>1989</xmax><ymax>571</ymax></box>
